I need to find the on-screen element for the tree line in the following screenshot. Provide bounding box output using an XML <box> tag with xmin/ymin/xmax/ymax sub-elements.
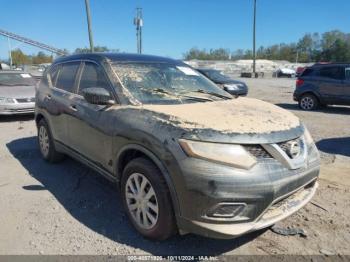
<box><xmin>4</xmin><ymin>30</ymin><xmax>349</xmax><ymax>65</ymax></box>
<box><xmin>9</xmin><ymin>49</ymin><xmax>53</xmax><ymax>66</ymax></box>
<box><xmin>184</xmin><ymin>30</ymin><xmax>350</xmax><ymax>63</ymax></box>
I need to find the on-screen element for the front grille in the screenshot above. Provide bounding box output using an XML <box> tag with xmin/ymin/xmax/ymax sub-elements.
<box><xmin>4</xmin><ymin>108</ymin><xmax>34</xmax><ymax>113</ymax></box>
<box><xmin>16</xmin><ymin>98</ymin><xmax>35</xmax><ymax>103</ymax></box>
<box><xmin>245</xmin><ymin>145</ymin><xmax>272</xmax><ymax>159</ymax></box>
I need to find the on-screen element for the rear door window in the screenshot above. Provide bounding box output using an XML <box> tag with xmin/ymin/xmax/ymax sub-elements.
<box><xmin>78</xmin><ymin>62</ymin><xmax>111</xmax><ymax>95</ymax></box>
<box><xmin>55</xmin><ymin>62</ymin><xmax>81</xmax><ymax>93</ymax></box>
<box><xmin>319</xmin><ymin>66</ymin><xmax>344</xmax><ymax>80</ymax></box>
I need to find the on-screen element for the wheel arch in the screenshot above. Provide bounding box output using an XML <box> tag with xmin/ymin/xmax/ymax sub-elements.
<box><xmin>116</xmin><ymin>144</ymin><xmax>181</xmax><ymax>216</ymax></box>
<box><xmin>299</xmin><ymin>90</ymin><xmax>324</xmax><ymax>105</ymax></box>
<box><xmin>35</xmin><ymin>113</ymin><xmax>45</xmax><ymax>126</ymax></box>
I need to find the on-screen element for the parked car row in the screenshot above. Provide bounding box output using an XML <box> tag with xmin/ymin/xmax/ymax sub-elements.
<box><xmin>0</xmin><ymin>64</ymin><xmax>248</xmax><ymax>116</ymax></box>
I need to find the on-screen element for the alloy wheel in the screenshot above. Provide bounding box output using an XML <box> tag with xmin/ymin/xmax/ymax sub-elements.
<box><xmin>300</xmin><ymin>96</ymin><xmax>315</xmax><ymax>110</ymax></box>
<box><xmin>125</xmin><ymin>173</ymin><xmax>159</xmax><ymax>230</ymax></box>
<box><xmin>38</xmin><ymin>125</ymin><xmax>50</xmax><ymax>157</ymax></box>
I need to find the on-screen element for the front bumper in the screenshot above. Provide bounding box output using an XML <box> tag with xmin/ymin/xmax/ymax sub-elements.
<box><xmin>178</xmin><ymin>179</ymin><xmax>317</xmax><ymax>239</ymax></box>
<box><xmin>0</xmin><ymin>103</ymin><xmax>35</xmax><ymax>115</ymax></box>
<box><xmin>172</xmin><ymin>138</ymin><xmax>320</xmax><ymax>239</ymax></box>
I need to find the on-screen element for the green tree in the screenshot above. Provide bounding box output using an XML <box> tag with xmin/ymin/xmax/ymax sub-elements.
<box><xmin>185</xmin><ymin>30</ymin><xmax>350</xmax><ymax>63</ymax></box>
<box><xmin>11</xmin><ymin>49</ymin><xmax>31</xmax><ymax>66</ymax></box>
<box><xmin>32</xmin><ymin>51</ymin><xmax>53</xmax><ymax>64</ymax></box>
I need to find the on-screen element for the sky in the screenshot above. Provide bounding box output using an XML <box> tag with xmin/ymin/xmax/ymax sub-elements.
<box><xmin>0</xmin><ymin>0</ymin><xmax>349</xmax><ymax>60</ymax></box>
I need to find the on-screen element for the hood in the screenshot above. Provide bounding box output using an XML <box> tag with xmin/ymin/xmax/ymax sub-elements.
<box><xmin>0</xmin><ymin>85</ymin><xmax>36</xmax><ymax>99</ymax></box>
<box><xmin>141</xmin><ymin>97</ymin><xmax>300</xmax><ymax>135</ymax></box>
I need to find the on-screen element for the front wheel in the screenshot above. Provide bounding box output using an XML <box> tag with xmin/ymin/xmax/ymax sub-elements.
<box><xmin>299</xmin><ymin>94</ymin><xmax>319</xmax><ymax>110</ymax></box>
<box><xmin>121</xmin><ymin>157</ymin><xmax>176</xmax><ymax>240</ymax></box>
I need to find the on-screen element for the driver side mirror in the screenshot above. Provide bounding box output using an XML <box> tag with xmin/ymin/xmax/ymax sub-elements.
<box><xmin>82</xmin><ymin>87</ymin><xmax>115</xmax><ymax>105</ymax></box>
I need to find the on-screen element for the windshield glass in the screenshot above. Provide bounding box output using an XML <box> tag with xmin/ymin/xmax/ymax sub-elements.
<box><xmin>0</xmin><ymin>73</ymin><xmax>36</xmax><ymax>86</ymax></box>
<box><xmin>203</xmin><ymin>70</ymin><xmax>231</xmax><ymax>82</ymax></box>
<box><xmin>112</xmin><ymin>62</ymin><xmax>231</xmax><ymax>104</ymax></box>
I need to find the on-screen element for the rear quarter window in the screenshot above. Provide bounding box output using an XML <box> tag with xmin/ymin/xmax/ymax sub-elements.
<box><xmin>47</xmin><ymin>64</ymin><xmax>60</xmax><ymax>87</ymax></box>
<box><xmin>301</xmin><ymin>68</ymin><xmax>314</xmax><ymax>77</ymax></box>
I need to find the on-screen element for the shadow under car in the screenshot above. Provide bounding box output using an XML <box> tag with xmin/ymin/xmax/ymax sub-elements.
<box><xmin>6</xmin><ymin>136</ymin><xmax>266</xmax><ymax>256</ymax></box>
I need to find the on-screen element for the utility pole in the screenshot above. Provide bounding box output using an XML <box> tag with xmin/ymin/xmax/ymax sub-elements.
<box><xmin>7</xmin><ymin>37</ymin><xmax>12</xmax><ymax>69</ymax></box>
<box><xmin>295</xmin><ymin>50</ymin><xmax>299</xmax><ymax>64</ymax></box>
<box><xmin>134</xmin><ymin>8</ymin><xmax>143</xmax><ymax>54</ymax></box>
<box><xmin>252</xmin><ymin>0</ymin><xmax>257</xmax><ymax>77</ymax></box>
<box><xmin>84</xmin><ymin>0</ymin><xmax>94</xmax><ymax>52</ymax></box>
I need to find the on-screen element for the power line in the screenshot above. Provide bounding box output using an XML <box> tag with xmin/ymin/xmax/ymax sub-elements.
<box><xmin>0</xmin><ymin>28</ymin><xmax>66</xmax><ymax>55</ymax></box>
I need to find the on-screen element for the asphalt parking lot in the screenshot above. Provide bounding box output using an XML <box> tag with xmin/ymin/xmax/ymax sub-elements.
<box><xmin>0</xmin><ymin>77</ymin><xmax>349</xmax><ymax>256</ymax></box>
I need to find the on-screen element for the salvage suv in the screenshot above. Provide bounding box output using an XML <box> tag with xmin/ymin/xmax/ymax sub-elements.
<box><xmin>35</xmin><ymin>53</ymin><xmax>320</xmax><ymax>240</ymax></box>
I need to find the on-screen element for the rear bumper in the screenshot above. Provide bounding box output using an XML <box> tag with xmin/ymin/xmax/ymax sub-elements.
<box><xmin>293</xmin><ymin>91</ymin><xmax>300</xmax><ymax>101</ymax></box>
<box><xmin>178</xmin><ymin>179</ymin><xmax>318</xmax><ymax>239</ymax></box>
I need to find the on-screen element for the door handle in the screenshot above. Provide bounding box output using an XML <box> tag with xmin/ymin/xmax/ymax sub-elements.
<box><xmin>70</xmin><ymin>104</ymin><xmax>78</xmax><ymax>111</ymax></box>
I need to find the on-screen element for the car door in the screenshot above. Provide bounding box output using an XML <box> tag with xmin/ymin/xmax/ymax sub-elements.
<box><xmin>67</xmin><ymin>61</ymin><xmax>116</xmax><ymax>173</ymax></box>
<box><xmin>343</xmin><ymin>66</ymin><xmax>350</xmax><ymax>104</ymax></box>
<box><xmin>46</xmin><ymin>61</ymin><xmax>81</xmax><ymax>144</ymax></box>
<box><xmin>318</xmin><ymin>65</ymin><xmax>345</xmax><ymax>104</ymax></box>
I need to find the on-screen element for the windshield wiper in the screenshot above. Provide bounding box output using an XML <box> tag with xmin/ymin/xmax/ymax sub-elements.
<box><xmin>151</xmin><ymin>88</ymin><xmax>214</xmax><ymax>102</ymax></box>
<box><xmin>182</xmin><ymin>89</ymin><xmax>232</xmax><ymax>100</ymax></box>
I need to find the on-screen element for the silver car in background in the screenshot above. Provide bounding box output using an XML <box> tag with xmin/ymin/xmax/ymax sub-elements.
<box><xmin>0</xmin><ymin>71</ymin><xmax>36</xmax><ymax>115</ymax></box>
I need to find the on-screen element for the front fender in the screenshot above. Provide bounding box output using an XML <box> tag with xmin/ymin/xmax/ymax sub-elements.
<box><xmin>115</xmin><ymin>143</ymin><xmax>181</xmax><ymax>217</ymax></box>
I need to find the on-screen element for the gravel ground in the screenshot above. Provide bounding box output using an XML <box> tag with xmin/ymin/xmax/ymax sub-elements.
<box><xmin>0</xmin><ymin>77</ymin><xmax>349</xmax><ymax>256</ymax></box>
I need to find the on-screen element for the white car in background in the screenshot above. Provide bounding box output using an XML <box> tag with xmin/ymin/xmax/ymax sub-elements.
<box><xmin>0</xmin><ymin>71</ymin><xmax>36</xmax><ymax>115</ymax></box>
<box><xmin>277</xmin><ymin>68</ymin><xmax>296</xmax><ymax>78</ymax></box>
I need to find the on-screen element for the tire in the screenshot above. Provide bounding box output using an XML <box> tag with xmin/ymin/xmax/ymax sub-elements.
<box><xmin>37</xmin><ymin>119</ymin><xmax>65</xmax><ymax>163</ymax></box>
<box><xmin>121</xmin><ymin>157</ymin><xmax>176</xmax><ymax>240</ymax></box>
<box><xmin>298</xmin><ymin>94</ymin><xmax>319</xmax><ymax>110</ymax></box>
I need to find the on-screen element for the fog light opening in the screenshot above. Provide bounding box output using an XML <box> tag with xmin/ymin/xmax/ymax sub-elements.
<box><xmin>207</xmin><ymin>203</ymin><xmax>246</xmax><ymax>218</ymax></box>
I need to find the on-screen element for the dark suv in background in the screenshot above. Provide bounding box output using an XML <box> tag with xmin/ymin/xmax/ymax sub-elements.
<box><xmin>294</xmin><ymin>63</ymin><xmax>350</xmax><ymax>110</ymax></box>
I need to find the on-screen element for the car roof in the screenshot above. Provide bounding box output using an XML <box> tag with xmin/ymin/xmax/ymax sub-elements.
<box><xmin>53</xmin><ymin>53</ymin><xmax>184</xmax><ymax>65</ymax></box>
<box><xmin>311</xmin><ymin>62</ymin><xmax>350</xmax><ymax>68</ymax></box>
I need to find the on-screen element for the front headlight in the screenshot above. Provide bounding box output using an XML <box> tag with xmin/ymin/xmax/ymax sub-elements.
<box><xmin>304</xmin><ymin>127</ymin><xmax>314</xmax><ymax>145</ymax></box>
<box><xmin>303</xmin><ymin>127</ymin><xmax>320</xmax><ymax>163</ymax></box>
<box><xmin>0</xmin><ymin>97</ymin><xmax>15</xmax><ymax>104</ymax></box>
<box><xmin>223</xmin><ymin>84</ymin><xmax>239</xmax><ymax>91</ymax></box>
<box><xmin>179</xmin><ymin>139</ymin><xmax>257</xmax><ymax>169</ymax></box>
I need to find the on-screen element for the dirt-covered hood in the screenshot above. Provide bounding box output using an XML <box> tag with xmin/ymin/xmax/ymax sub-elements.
<box><xmin>140</xmin><ymin>97</ymin><xmax>300</xmax><ymax>134</ymax></box>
